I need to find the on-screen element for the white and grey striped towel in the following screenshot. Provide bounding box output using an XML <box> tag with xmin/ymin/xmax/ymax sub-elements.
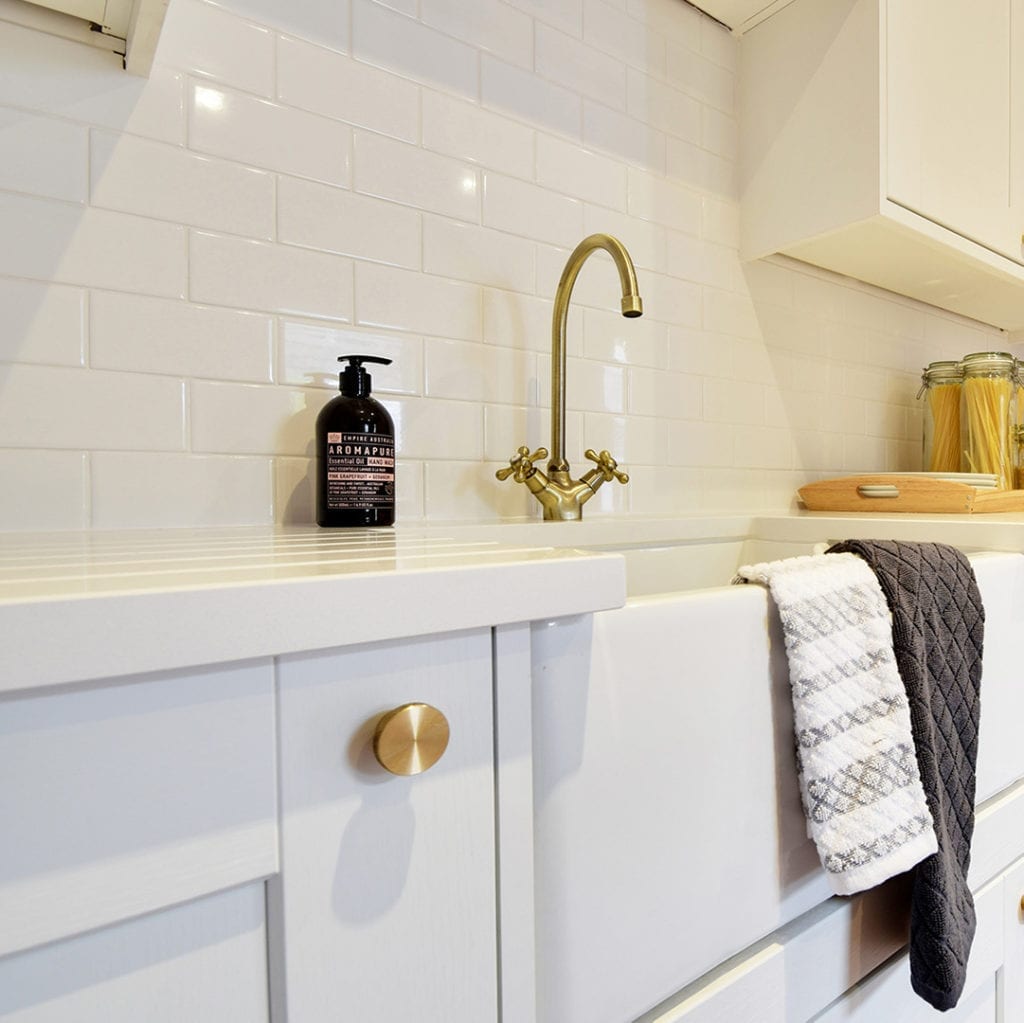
<box><xmin>734</xmin><ymin>552</ymin><xmax>937</xmax><ymax>895</ymax></box>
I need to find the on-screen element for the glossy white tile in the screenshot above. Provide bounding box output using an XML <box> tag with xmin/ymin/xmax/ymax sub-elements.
<box><xmin>629</xmin><ymin>365</ymin><xmax>701</xmax><ymax>418</ymax></box>
<box><xmin>702</xmin><ymin>106</ymin><xmax>738</xmax><ymax>161</ymax></box>
<box><xmin>501</xmin><ymin>0</ymin><xmax>582</xmax><ymax>36</ymax></box>
<box><xmin>426</xmin><ymin>459</ymin><xmax>534</xmax><ymax>520</ymax></box>
<box><xmin>667</xmin><ymin>418</ymin><xmax>735</xmax><ymax>467</ymax></box>
<box><xmin>582</xmin><ymin>205</ymin><xmax>665</xmax><ymax>270</ymax></box>
<box><xmin>0</xmin><ymin>193</ymin><xmax>186</xmax><ymax>297</ymax></box>
<box><xmin>91</xmin><ymin>452</ymin><xmax>274</xmax><ymax>528</ymax></box>
<box><xmin>0</xmin><ymin>109</ymin><xmax>87</xmax><ymax>202</ymax></box>
<box><xmin>582</xmin><ymin>410</ymin><xmax>670</xmax><ymax>465</ymax></box>
<box><xmin>0</xmin><ymin>22</ymin><xmax>185</xmax><ymax>144</ymax></box>
<box><xmin>278</xmin><ymin>177</ymin><xmax>420</xmax><ymax>268</ymax></box>
<box><xmin>704</xmin><ymin>376</ymin><xmax>764</xmax><ymax>425</ymax></box>
<box><xmin>423</xmin><ymin>218</ymin><xmax>535</xmax><ymax>291</ymax></box>
<box><xmin>0</xmin><ymin>365</ymin><xmax>184</xmax><ymax>450</ymax></box>
<box><xmin>424</xmin><ymin>338</ymin><xmax>537</xmax><ymax>405</ymax></box>
<box><xmin>189</xmin><ymin>83</ymin><xmax>351</xmax><ymax>185</ymax></box>
<box><xmin>156</xmin><ymin>0</ymin><xmax>275</xmax><ymax>96</ymax></box>
<box><xmin>536</xmin><ymin>24</ymin><xmax>627</xmax><ymax>112</ymax></box>
<box><xmin>91</xmin><ymin>129</ymin><xmax>275</xmax><ymax>238</ymax></box>
<box><xmin>383</xmin><ymin>395</ymin><xmax>483</xmax><ymax>460</ymax></box>
<box><xmin>627</xmin><ymin>165</ymin><xmax>702</xmax><ymax>235</ymax></box>
<box><xmin>626</xmin><ymin>68</ymin><xmax>701</xmax><ymax>143</ymax></box>
<box><xmin>625</xmin><ymin>0</ymin><xmax>701</xmax><ymax>44</ymax></box>
<box><xmin>666</xmin><ymin>232</ymin><xmax>737</xmax><ymax>290</ymax></box>
<box><xmin>583</xmin><ymin>307</ymin><xmax>668</xmax><ymax>368</ymax></box>
<box><xmin>0</xmin><ymin>451</ymin><xmax>88</xmax><ymax>530</ymax></box>
<box><xmin>0</xmin><ymin>278</ymin><xmax>84</xmax><ymax>367</ymax></box>
<box><xmin>420</xmin><ymin>0</ymin><xmax>533</xmax><ymax>69</ymax></box>
<box><xmin>638</xmin><ymin>270</ymin><xmax>701</xmax><ymax>326</ymax></box>
<box><xmin>537</xmin><ymin>136</ymin><xmax>627</xmax><ymax>211</ymax></box>
<box><xmin>90</xmin><ymin>292</ymin><xmax>273</xmax><ymax>381</ymax></box>
<box><xmin>665</xmin><ymin>39</ymin><xmax>735</xmax><ymax>114</ymax></box>
<box><xmin>582</xmin><ymin>101</ymin><xmax>666</xmax><ymax>173</ymax></box>
<box><xmin>482</xmin><ymin>287</ymin><xmax>584</xmax><ymax>356</ymax></box>
<box><xmin>665</xmin><ymin>135</ymin><xmax>737</xmax><ymax>198</ymax></box>
<box><xmin>352</xmin><ymin>0</ymin><xmax>478</xmax><ymax>97</ymax></box>
<box><xmin>190</xmin><ymin>231</ymin><xmax>354</xmax><ymax>320</ymax></box>
<box><xmin>483</xmin><ymin>173</ymin><xmax>584</xmax><ymax>249</ymax></box>
<box><xmin>422</xmin><ymin>91</ymin><xmax>535</xmax><ymax>180</ymax></box>
<box><xmin>538</xmin><ymin>355</ymin><xmax>625</xmax><ymax>414</ymax></box>
<box><xmin>355</xmin><ymin>262</ymin><xmax>481</xmax><ymax>341</ymax></box>
<box><xmin>482</xmin><ymin>56</ymin><xmax>581</xmax><ymax>139</ymax></box>
<box><xmin>583</xmin><ymin>0</ymin><xmax>666</xmax><ymax>74</ymax></box>
<box><xmin>213</xmin><ymin>0</ymin><xmax>350</xmax><ymax>51</ymax></box>
<box><xmin>277</xmin><ymin>35</ymin><xmax>418</xmax><ymax>143</ymax></box>
<box><xmin>278</xmin><ymin>318</ymin><xmax>423</xmax><ymax>394</ymax></box>
<box><xmin>353</xmin><ymin>131</ymin><xmax>479</xmax><ymax>221</ymax></box>
<box><xmin>191</xmin><ymin>380</ymin><xmax>319</xmax><ymax>455</ymax></box>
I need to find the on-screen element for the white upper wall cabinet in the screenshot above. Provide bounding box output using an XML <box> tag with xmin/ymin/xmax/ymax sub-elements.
<box><xmin>740</xmin><ymin>0</ymin><xmax>1024</xmax><ymax>332</ymax></box>
<box><xmin>0</xmin><ymin>0</ymin><xmax>168</xmax><ymax>74</ymax></box>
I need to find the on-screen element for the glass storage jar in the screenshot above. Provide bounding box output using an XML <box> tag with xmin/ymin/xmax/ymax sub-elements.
<box><xmin>960</xmin><ymin>351</ymin><xmax>1019</xmax><ymax>489</ymax></box>
<box><xmin>918</xmin><ymin>360</ymin><xmax>963</xmax><ymax>473</ymax></box>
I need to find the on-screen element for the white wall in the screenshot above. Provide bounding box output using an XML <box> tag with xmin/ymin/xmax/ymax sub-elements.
<box><xmin>0</xmin><ymin>0</ymin><xmax>1009</xmax><ymax>530</ymax></box>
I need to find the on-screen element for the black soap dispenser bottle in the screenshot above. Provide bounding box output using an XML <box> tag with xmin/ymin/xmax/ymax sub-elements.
<box><xmin>316</xmin><ymin>355</ymin><xmax>395</xmax><ymax>527</ymax></box>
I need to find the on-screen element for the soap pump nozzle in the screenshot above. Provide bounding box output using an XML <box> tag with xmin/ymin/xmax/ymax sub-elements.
<box><xmin>338</xmin><ymin>354</ymin><xmax>392</xmax><ymax>397</ymax></box>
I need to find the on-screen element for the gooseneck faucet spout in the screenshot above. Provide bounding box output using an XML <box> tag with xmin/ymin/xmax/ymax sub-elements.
<box><xmin>550</xmin><ymin>234</ymin><xmax>643</xmax><ymax>473</ymax></box>
<box><xmin>496</xmin><ymin>233</ymin><xmax>644</xmax><ymax>521</ymax></box>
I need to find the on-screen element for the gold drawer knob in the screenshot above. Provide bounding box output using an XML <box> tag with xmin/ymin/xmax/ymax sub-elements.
<box><xmin>373</xmin><ymin>703</ymin><xmax>450</xmax><ymax>776</ymax></box>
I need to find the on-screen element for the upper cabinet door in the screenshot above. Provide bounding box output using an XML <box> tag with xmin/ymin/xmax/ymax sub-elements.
<box><xmin>886</xmin><ymin>1</ymin><xmax>1019</xmax><ymax>263</ymax></box>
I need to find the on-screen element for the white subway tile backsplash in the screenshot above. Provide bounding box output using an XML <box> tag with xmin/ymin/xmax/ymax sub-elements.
<box><xmin>537</xmin><ymin>136</ymin><xmax>628</xmax><ymax>211</ymax></box>
<box><xmin>0</xmin><ymin>278</ymin><xmax>84</xmax><ymax>367</ymax></box>
<box><xmin>355</xmin><ymin>262</ymin><xmax>482</xmax><ymax>340</ymax></box>
<box><xmin>278</xmin><ymin>176</ymin><xmax>421</xmax><ymax>268</ymax></box>
<box><xmin>278</xmin><ymin>319</ymin><xmax>423</xmax><ymax>394</ymax></box>
<box><xmin>0</xmin><ymin>0</ymin><xmax>1012</xmax><ymax>531</ymax></box>
<box><xmin>0</xmin><ymin>365</ymin><xmax>184</xmax><ymax>450</ymax></box>
<box><xmin>0</xmin><ymin>22</ymin><xmax>184</xmax><ymax>144</ymax></box>
<box><xmin>91</xmin><ymin>129</ymin><xmax>275</xmax><ymax>238</ymax></box>
<box><xmin>156</xmin><ymin>0</ymin><xmax>275</xmax><ymax>96</ymax></box>
<box><xmin>626</xmin><ymin>69</ymin><xmax>701</xmax><ymax>143</ymax></box>
<box><xmin>385</xmin><ymin>395</ymin><xmax>483</xmax><ymax>460</ymax></box>
<box><xmin>582</xmin><ymin>101</ymin><xmax>667</xmax><ymax>173</ymax></box>
<box><xmin>425</xmin><ymin>338</ymin><xmax>537</xmax><ymax>405</ymax></box>
<box><xmin>629</xmin><ymin>366</ymin><xmax>701</xmax><ymax>418</ymax></box>
<box><xmin>482</xmin><ymin>56</ymin><xmax>582</xmax><ymax>139</ymax></box>
<box><xmin>352</xmin><ymin>0</ymin><xmax>479</xmax><ymax>97</ymax></box>
<box><xmin>627</xmin><ymin>166</ymin><xmax>701</xmax><ymax>235</ymax></box>
<box><xmin>353</xmin><ymin>131</ymin><xmax>480</xmax><ymax>221</ymax></box>
<box><xmin>90</xmin><ymin>292</ymin><xmax>273</xmax><ymax>381</ymax></box>
<box><xmin>424</xmin><ymin>218</ymin><xmax>535</xmax><ymax>291</ymax></box>
<box><xmin>91</xmin><ymin>452</ymin><xmax>274</xmax><ymax>528</ymax></box>
<box><xmin>189</xmin><ymin>83</ymin><xmax>352</xmax><ymax>185</ymax></box>
<box><xmin>482</xmin><ymin>288</ymin><xmax>583</xmax><ymax>355</ymax></box>
<box><xmin>584</xmin><ymin>307</ymin><xmax>668</xmax><ymax>368</ymax></box>
<box><xmin>0</xmin><ymin>193</ymin><xmax>186</xmax><ymax>297</ymax></box>
<box><xmin>536</xmin><ymin>24</ymin><xmax>627</xmax><ymax>112</ymax></box>
<box><xmin>0</xmin><ymin>109</ymin><xmax>87</xmax><ymax>203</ymax></box>
<box><xmin>483</xmin><ymin>174</ymin><xmax>583</xmax><ymax>249</ymax></box>
<box><xmin>0</xmin><ymin>450</ymin><xmax>88</xmax><ymax>530</ymax></box>
<box><xmin>277</xmin><ymin>35</ymin><xmax>419</xmax><ymax>143</ymax></box>
<box><xmin>190</xmin><ymin>231</ymin><xmax>354</xmax><ymax>319</ymax></box>
<box><xmin>420</xmin><ymin>0</ymin><xmax>534</xmax><ymax>69</ymax></box>
<box><xmin>583</xmin><ymin>0</ymin><xmax>667</xmax><ymax>75</ymax></box>
<box><xmin>191</xmin><ymin>380</ymin><xmax>319</xmax><ymax>455</ymax></box>
<box><xmin>423</xmin><ymin>92</ymin><xmax>535</xmax><ymax>180</ymax></box>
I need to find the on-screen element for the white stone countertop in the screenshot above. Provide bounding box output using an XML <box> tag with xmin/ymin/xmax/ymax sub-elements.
<box><xmin>4</xmin><ymin>510</ymin><xmax>1024</xmax><ymax>692</ymax></box>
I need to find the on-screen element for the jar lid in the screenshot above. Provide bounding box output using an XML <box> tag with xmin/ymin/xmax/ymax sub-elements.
<box><xmin>921</xmin><ymin>360</ymin><xmax>963</xmax><ymax>383</ymax></box>
<box><xmin>960</xmin><ymin>351</ymin><xmax>1016</xmax><ymax>376</ymax></box>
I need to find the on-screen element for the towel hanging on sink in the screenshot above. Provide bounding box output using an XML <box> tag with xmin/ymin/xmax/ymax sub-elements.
<box><xmin>733</xmin><ymin>552</ymin><xmax>937</xmax><ymax>895</ymax></box>
<box><xmin>827</xmin><ymin>540</ymin><xmax>984</xmax><ymax>1013</ymax></box>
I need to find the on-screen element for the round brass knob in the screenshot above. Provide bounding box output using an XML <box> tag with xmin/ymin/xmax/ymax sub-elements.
<box><xmin>372</xmin><ymin>703</ymin><xmax>450</xmax><ymax>776</ymax></box>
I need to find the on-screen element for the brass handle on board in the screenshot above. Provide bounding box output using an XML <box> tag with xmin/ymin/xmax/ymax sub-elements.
<box><xmin>372</xmin><ymin>703</ymin><xmax>450</xmax><ymax>776</ymax></box>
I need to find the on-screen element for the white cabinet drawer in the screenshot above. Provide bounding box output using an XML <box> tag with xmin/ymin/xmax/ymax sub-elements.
<box><xmin>0</xmin><ymin>660</ymin><xmax>278</xmax><ymax>956</ymax></box>
<box><xmin>0</xmin><ymin>882</ymin><xmax>270</xmax><ymax>1022</ymax></box>
<box><xmin>271</xmin><ymin>629</ymin><xmax>498</xmax><ymax>1022</ymax></box>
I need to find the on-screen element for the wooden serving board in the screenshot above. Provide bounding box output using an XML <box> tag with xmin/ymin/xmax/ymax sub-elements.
<box><xmin>798</xmin><ymin>475</ymin><xmax>1024</xmax><ymax>514</ymax></box>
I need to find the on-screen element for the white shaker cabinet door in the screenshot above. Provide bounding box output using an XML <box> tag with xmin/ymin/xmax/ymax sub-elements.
<box><xmin>886</xmin><ymin>0</ymin><xmax>1021</xmax><ymax>264</ymax></box>
<box><xmin>271</xmin><ymin>629</ymin><xmax>498</xmax><ymax>1023</ymax></box>
<box><xmin>1002</xmin><ymin>856</ymin><xmax>1024</xmax><ymax>1021</ymax></box>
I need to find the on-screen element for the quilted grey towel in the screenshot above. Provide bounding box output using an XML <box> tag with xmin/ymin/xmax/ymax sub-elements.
<box><xmin>827</xmin><ymin>540</ymin><xmax>984</xmax><ymax>1012</ymax></box>
<box><xmin>734</xmin><ymin>553</ymin><xmax>936</xmax><ymax>895</ymax></box>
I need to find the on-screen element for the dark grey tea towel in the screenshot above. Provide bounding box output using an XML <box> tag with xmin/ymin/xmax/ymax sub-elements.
<box><xmin>827</xmin><ymin>540</ymin><xmax>984</xmax><ymax>1012</ymax></box>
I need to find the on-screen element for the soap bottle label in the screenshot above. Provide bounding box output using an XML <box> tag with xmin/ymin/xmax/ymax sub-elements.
<box><xmin>325</xmin><ymin>432</ymin><xmax>395</xmax><ymax>510</ymax></box>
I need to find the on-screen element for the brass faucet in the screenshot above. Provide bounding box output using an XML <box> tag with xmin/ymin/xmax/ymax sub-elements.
<box><xmin>496</xmin><ymin>233</ymin><xmax>643</xmax><ymax>521</ymax></box>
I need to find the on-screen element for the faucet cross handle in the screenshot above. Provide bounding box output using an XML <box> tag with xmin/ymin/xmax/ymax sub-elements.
<box><xmin>496</xmin><ymin>446</ymin><xmax>549</xmax><ymax>484</ymax></box>
<box><xmin>585</xmin><ymin>449</ymin><xmax>629</xmax><ymax>484</ymax></box>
